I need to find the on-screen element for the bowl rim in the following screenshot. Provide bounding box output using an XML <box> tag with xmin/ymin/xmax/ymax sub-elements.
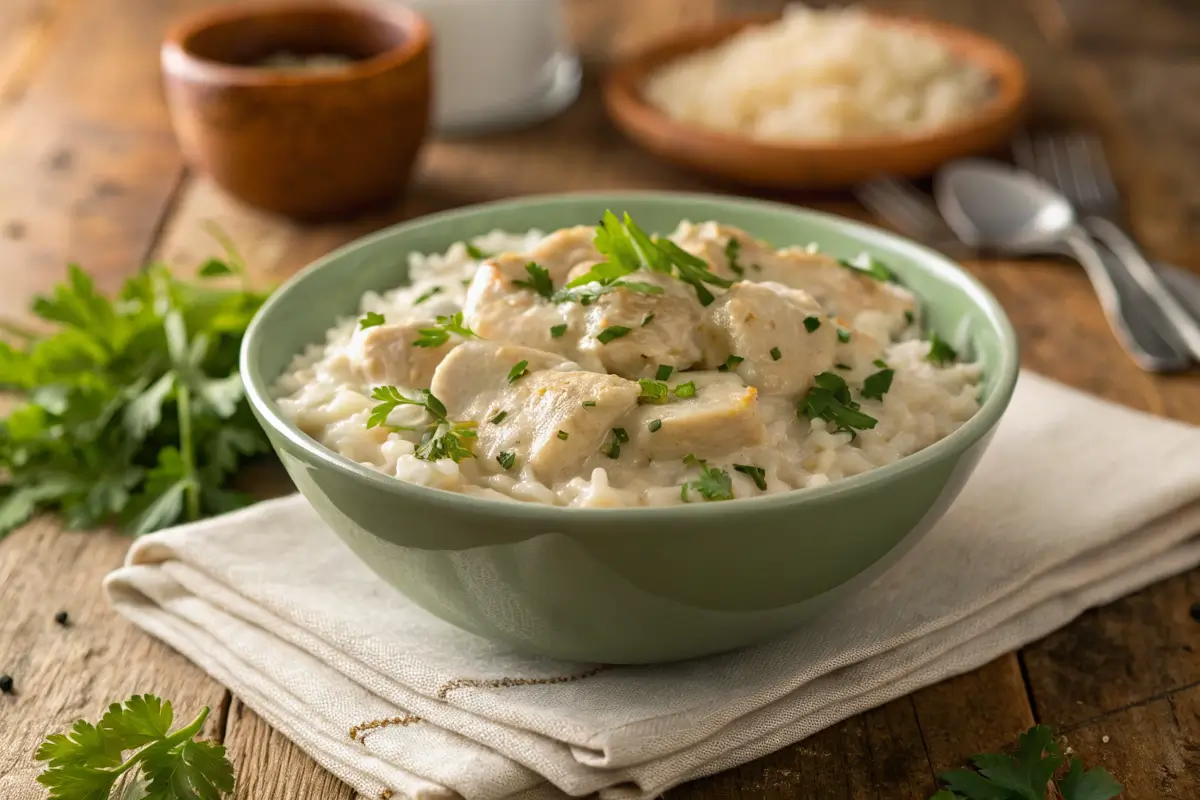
<box><xmin>161</xmin><ymin>0</ymin><xmax>431</xmax><ymax>86</ymax></box>
<box><xmin>240</xmin><ymin>190</ymin><xmax>1021</xmax><ymax>521</ymax></box>
<box><xmin>604</xmin><ymin>11</ymin><xmax>1029</xmax><ymax>158</ymax></box>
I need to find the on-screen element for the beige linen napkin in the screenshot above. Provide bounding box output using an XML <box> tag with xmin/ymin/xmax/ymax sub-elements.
<box><xmin>104</xmin><ymin>372</ymin><xmax>1200</xmax><ymax>800</ymax></box>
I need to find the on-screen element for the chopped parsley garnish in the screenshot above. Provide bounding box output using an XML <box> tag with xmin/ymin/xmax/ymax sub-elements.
<box><xmin>465</xmin><ymin>243</ymin><xmax>490</xmax><ymax>260</ymax></box>
<box><xmin>604</xmin><ymin>431</ymin><xmax>622</xmax><ymax>459</ymax></box>
<box><xmin>642</xmin><ymin>313</ymin><xmax>655</xmax><ymax>326</ymax></box>
<box><xmin>799</xmin><ymin>372</ymin><xmax>878</xmax><ymax>438</ymax></box>
<box><xmin>414</xmin><ymin>286</ymin><xmax>443</xmax><ymax>305</ymax></box>
<box><xmin>770</xmin><ymin>347</ymin><xmax>782</xmax><ymax>361</ymax></box>
<box><xmin>681</xmin><ymin>455</ymin><xmax>734</xmax><ymax>502</ymax></box>
<box><xmin>497</xmin><ymin>451</ymin><xmax>516</xmax><ymax>470</ymax></box>
<box><xmin>359</xmin><ymin>311</ymin><xmax>386</xmax><ymax>329</ymax></box>
<box><xmin>556</xmin><ymin>430</ymin><xmax>569</xmax><ymax>441</ymax></box>
<box><xmin>927</xmin><ymin>332</ymin><xmax>958</xmax><ymax>365</ymax></box>
<box><xmin>507</xmin><ymin>360</ymin><xmax>529</xmax><ymax>383</ymax></box>
<box><xmin>838</xmin><ymin>253</ymin><xmax>894</xmax><ymax>282</ymax></box>
<box><xmin>597</xmin><ymin>325</ymin><xmax>633</xmax><ymax>344</ymax></box>
<box><xmin>837</xmin><ymin>328</ymin><xmax>851</xmax><ymax>344</ymax></box>
<box><xmin>648</xmin><ymin>419</ymin><xmax>662</xmax><ymax>433</ymax></box>
<box><xmin>724</xmin><ymin>238</ymin><xmax>745</xmax><ymax>277</ymax></box>
<box><xmin>717</xmin><ymin>355</ymin><xmax>744</xmax><ymax>372</ymax></box>
<box><xmin>638</xmin><ymin>379</ymin><xmax>670</xmax><ymax>404</ymax></box>
<box><xmin>861</xmin><ymin>368</ymin><xmax>895</xmax><ymax>400</ymax></box>
<box><xmin>673</xmin><ymin>380</ymin><xmax>697</xmax><ymax>398</ymax></box>
<box><xmin>512</xmin><ymin>262</ymin><xmax>554</xmax><ymax>299</ymax></box>
<box><xmin>613</xmin><ymin>427</ymin><xmax>630</xmax><ymax>443</ymax></box>
<box><xmin>582</xmin><ymin>400</ymin><xmax>597</xmax><ymax>407</ymax></box>
<box><xmin>367</xmin><ymin>386</ymin><xmax>476</xmax><ymax>462</ymax></box>
<box><xmin>653</xmin><ymin>236</ymin><xmax>735</xmax><ymax>305</ymax></box>
<box><xmin>733</xmin><ymin>464</ymin><xmax>767</xmax><ymax>490</ymax></box>
<box><xmin>904</xmin><ymin>309</ymin><xmax>915</xmax><ymax>325</ymax></box>
<box><xmin>873</xmin><ymin>358</ymin><xmax>889</xmax><ymax>368</ymax></box>
<box><xmin>413</xmin><ymin>311</ymin><xmax>479</xmax><ymax>348</ymax></box>
<box><xmin>655</xmin><ymin>364</ymin><xmax>674</xmax><ymax>380</ymax></box>
<box><xmin>553</xmin><ymin>280</ymin><xmax>663</xmax><ymax>306</ymax></box>
<box><xmin>489</xmin><ymin>410</ymin><xmax>508</xmax><ymax>424</ymax></box>
<box><xmin>550</xmin><ymin>323</ymin><xmax>568</xmax><ymax>338</ymax></box>
<box><xmin>803</xmin><ymin>316</ymin><xmax>821</xmax><ymax>333</ymax></box>
<box><xmin>835</xmin><ymin>363</ymin><xmax>851</xmax><ymax>370</ymax></box>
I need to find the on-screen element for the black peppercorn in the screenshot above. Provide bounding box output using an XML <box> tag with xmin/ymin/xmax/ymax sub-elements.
<box><xmin>0</xmin><ymin>674</ymin><xmax>13</xmax><ymax>694</ymax></box>
<box><xmin>54</xmin><ymin>610</ymin><xmax>69</xmax><ymax>626</ymax></box>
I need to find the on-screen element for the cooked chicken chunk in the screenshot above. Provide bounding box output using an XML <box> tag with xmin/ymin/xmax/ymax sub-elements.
<box><xmin>700</xmin><ymin>281</ymin><xmax>836</xmax><ymax>395</ymax></box>
<box><xmin>347</xmin><ymin>322</ymin><xmax>454</xmax><ymax>389</ymax></box>
<box><xmin>629</xmin><ymin>372</ymin><xmax>766</xmax><ymax>461</ymax></box>
<box><xmin>754</xmin><ymin>249</ymin><xmax>916</xmax><ymax>336</ymax></box>
<box><xmin>460</xmin><ymin>264</ymin><xmax>586</xmax><ymax>362</ymax></box>
<box><xmin>576</xmin><ymin>272</ymin><xmax>705</xmax><ymax>378</ymax></box>
<box><xmin>473</xmin><ymin>370</ymin><xmax>640</xmax><ymax>483</ymax></box>
<box><xmin>430</xmin><ymin>341</ymin><xmax>575</xmax><ymax>417</ymax></box>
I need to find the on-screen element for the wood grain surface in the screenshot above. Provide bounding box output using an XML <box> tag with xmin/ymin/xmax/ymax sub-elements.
<box><xmin>2</xmin><ymin>1</ymin><xmax>1199</xmax><ymax>798</ymax></box>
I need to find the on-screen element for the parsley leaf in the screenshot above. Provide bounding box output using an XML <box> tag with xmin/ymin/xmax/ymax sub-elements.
<box><xmin>597</xmin><ymin>326</ymin><xmax>632</xmax><ymax>344</ymax></box>
<box><xmin>770</xmin><ymin>347</ymin><xmax>782</xmax><ymax>361</ymax></box>
<box><xmin>366</xmin><ymin>386</ymin><xmax>475</xmax><ymax>463</ymax></box>
<box><xmin>733</xmin><ymin>464</ymin><xmax>767</xmax><ymax>490</ymax></box>
<box><xmin>412</xmin><ymin>311</ymin><xmax>479</xmax><ymax>348</ymax></box>
<box><xmin>648</xmin><ymin>419</ymin><xmax>662</xmax><ymax>432</ymax></box>
<box><xmin>655</xmin><ymin>364</ymin><xmax>674</xmax><ymax>381</ymax></box>
<box><xmin>804</xmin><ymin>316</ymin><xmax>821</xmax><ymax>333</ymax></box>
<box><xmin>673</xmin><ymin>380</ymin><xmax>697</xmax><ymax>398</ymax></box>
<box><xmin>507</xmin><ymin>360</ymin><xmax>529</xmax><ymax>383</ymax></box>
<box><xmin>512</xmin><ymin>262</ymin><xmax>554</xmax><ymax>299</ymax></box>
<box><xmin>837</xmin><ymin>328</ymin><xmax>851</xmax><ymax>343</ymax></box>
<box><xmin>637</xmin><ymin>379</ymin><xmax>670</xmax><ymax>404</ymax></box>
<box><xmin>642</xmin><ymin>313</ymin><xmax>655</xmax><ymax>327</ymax></box>
<box><xmin>0</xmin><ymin>252</ymin><xmax>271</xmax><ymax>540</ymax></box>
<box><xmin>927</xmin><ymin>332</ymin><xmax>958</xmax><ymax>365</ymax></box>
<box><xmin>464</xmin><ymin>243</ymin><xmax>490</xmax><ymax>260</ymax></box>
<box><xmin>414</xmin><ymin>286</ymin><xmax>442</xmax><ymax>305</ymax></box>
<box><xmin>838</xmin><ymin>253</ymin><xmax>894</xmax><ymax>282</ymax></box>
<box><xmin>35</xmin><ymin>693</ymin><xmax>235</xmax><ymax>800</ymax></box>
<box><xmin>681</xmin><ymin>455</ymin><xmax>733</xmax><ymax>501</ymax></box>
<box><xmin>550</xmin><ymin>323</ymin><xmax>568</xmax><ymax>338</ymax></box>
<box><xmin>489</xmin><ymin>410</ymin><xmax>507</xmax><ymax>424</ymax></box>
<box><xmin>497</xmin><ymin>451</ymin><xmax>515</xmax><ymax>469</ymax></box>
<box><xmin>556</xmin><ymin>430</ymin><xmax>570</xmax><ymax>440</ymax></box>
<box><xmin>929</xmin><ymin>724</ymin><xmax>1122</xmax><ymax>800</ymax></box>
<box><xmin>861</xmin><ymin>368</ymin><xmax>895</xmax><ymax>400</ymax></box>
<box><xmin>717</xmin><ymin>355</ymin><xmax>744</xmax><ymax>372</ymax></box>
<box><xmin>724</xmin><ymin>238</ymin><xmax>745</xmax><ymax>277</ymax></box>
<box><xmin>359</xmin><ymin>311</ymin><xmax>386</xmax><ymax>330</ymax></box>
<box><xmin>799</xmin><ymin>372</ymin><xmax>878</xmax><ymax>437</ymax></box>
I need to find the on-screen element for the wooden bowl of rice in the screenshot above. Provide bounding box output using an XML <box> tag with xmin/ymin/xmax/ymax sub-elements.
<box><xmin>604</xmin><ymin>8</ymin><xmax>1028</xmax><ymax>188</ymax></box>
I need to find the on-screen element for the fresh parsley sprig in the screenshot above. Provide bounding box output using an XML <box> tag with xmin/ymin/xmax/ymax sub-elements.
<box><xmin>838</xmin><ymin>252</ymin><xmax>894</xmax><ymax>282</ymax></box>
<box><xmin>366</xmin><ymin>386</ymin><xmax>475</xmax><ymax>463</ymax></box>
<box><xmin>929</xmin><ymin>724</ymin><xmax>1121</xmax><ymax>800</ymax></box>
<box><xmin>799</xmin><ymin>372</ymin><xmax>878</xmax><ymax>437</ymax></box>
<box><xmin>412</xmin><ymin>312</ymin><xmax>480</xmax><ymax>348</ymax></box>
<box><xmin>35</xmin><ymin>694</ymin><xmax>234</xmax><ymax>800</ymax></box>
<box><xmin>927</xmin><ymin>332</ymin><xmax>958</xmax><ymax>366</ymax></box>
<box><xmin>0</xmin><ymin>250</ymin><xmax>272</xmax><ymax>540</ymax></box>
<box><xmin>681</xmin><ymin>454</ymin><xmax>734</xmax><ymax>501</ymax></box>
<box><xmin>512</xmin><ymin>262</ymin><xmax>555</xmax><ymax>299</ymax></box>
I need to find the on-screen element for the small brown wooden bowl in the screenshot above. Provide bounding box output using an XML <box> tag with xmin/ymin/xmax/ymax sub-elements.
<box><xmin>162</xmin><ymin>2</ymin><xmax>431</xmax><ymax>221</ymax></box>
<box><xmin>604</xmin><ymin>13</ymin><xmax>1029</xmax><ymax>188</ymax></box>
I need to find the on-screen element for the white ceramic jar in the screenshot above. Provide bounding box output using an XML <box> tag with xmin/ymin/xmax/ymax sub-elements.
<box><xmin>397</xmin><ymin>0</ymin><xmax>580</xmax><ymax>135</ymax></box>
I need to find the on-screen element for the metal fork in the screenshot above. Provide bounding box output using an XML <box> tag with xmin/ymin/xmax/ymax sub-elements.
<box><xmin>856</xmin><ymin>177</ymin><xmax>969</xmax><ymax>258</ymax></box>
<box><xmin>857</xmin><ymin>174</ymin><xmax>1193</xmax><ymax>372</ymax></box>
<box><xmin>1014</xmin><ymin>132</ymin><xmax>1200</xmax><ymax>360</ymax></box>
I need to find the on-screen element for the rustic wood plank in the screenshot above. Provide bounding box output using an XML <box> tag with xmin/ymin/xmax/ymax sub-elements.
<box><xmin>0</xmin><ymin>520</ymin><xmax>229</xmax><ymax>796</ymax></box>
<box><xmin>1022</xmin><ymin>571</ymin><xmax>1200</xmax><ymax>729</ymax></box>
<box><xmin>0</xmin><ymin>0</ymin><xmax>65</xmax><ymax>106</ymax></box>
<box><xmin>221</xmin><ymin>699</ymin><xmax>358</xmax><ymax>800</ymax></box>
<box><xmin>1061</xmin><ymin>683</ymin><xmax>1200</xmax><ymax>799</ymax></box>
<box><xmin>665</xmin><ymin>697</ymin><xmax>937</xmax><ymax>800</ymax></box>
<box><xmin>1050</xmin><ymin>0</ymin><xmax>1200</xmax><ymax>54</ymax></box>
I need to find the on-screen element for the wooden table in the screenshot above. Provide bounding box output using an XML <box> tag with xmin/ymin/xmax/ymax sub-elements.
<box><xmin>2</xmin><ymin>1</ymin><xmax>1199</xmax><ymax>797</ymax></box>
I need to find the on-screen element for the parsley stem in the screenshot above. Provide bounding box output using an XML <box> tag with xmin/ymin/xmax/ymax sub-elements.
<box><xmin>100</xmin><ymin>706</ymin><xmax>211</xmax><ymax>778</ymax></box>
<box><xmin>175</xmin><ymin>381</ymin><xmax>201</xmax><ymax>523</ymax></box>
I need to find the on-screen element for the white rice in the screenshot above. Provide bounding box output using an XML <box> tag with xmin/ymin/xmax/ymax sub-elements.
<box><xmin>642</xmin><ymin>5</ymin><xmax>992</xmax><ymax>142</ymax></box>
<box><xmin>273</xmin><ymin>227</ymin><xmax>983</xmax><ymax>508</ymax></box>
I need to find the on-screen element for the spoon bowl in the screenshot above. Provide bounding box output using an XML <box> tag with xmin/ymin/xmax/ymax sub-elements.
<box><xmin>935</xmin><ymin>159</ymin><xmax>1076</xmax><ymax>253</ymax></box>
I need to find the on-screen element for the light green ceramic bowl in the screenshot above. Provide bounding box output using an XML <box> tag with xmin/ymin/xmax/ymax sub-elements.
<box><xmin>241</xmin><ymin>192</ymin><xmax>1019</xmax><ymax>664</ymax></box>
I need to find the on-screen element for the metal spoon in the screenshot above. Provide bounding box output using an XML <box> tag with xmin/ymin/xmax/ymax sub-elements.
<box><xmin>934</xmin><ymin>159</ymin><xmax>1192</xmax><ymax>372</ymax></box>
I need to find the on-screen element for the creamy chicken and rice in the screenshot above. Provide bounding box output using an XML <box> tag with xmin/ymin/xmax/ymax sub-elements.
<box><xmin>274</xmin><ymin>214</ymin><xmax>982</xmax><ymax>507</ymax></box>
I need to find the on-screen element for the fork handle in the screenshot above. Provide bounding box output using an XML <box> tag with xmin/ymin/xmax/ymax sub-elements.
<box><xmin>1085</xmin><ymin>217</ymin><xmax>1200</xmax><ymax>361</ymax></box>
<box><xmin>1063</xmin><ymin>230</ymin><xmax>1192</xmax><ymax>372</ymax></box>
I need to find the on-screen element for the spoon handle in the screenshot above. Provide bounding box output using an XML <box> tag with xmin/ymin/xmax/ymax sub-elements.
<box><xmin>1084</xmin><ymin>217</ymin><xmax>1200</xmax><ymax>361</ymax></box>
<box><xmin>1063</xmin><ymin>230</ymin><xmax>1192</xmax><ymax>372</ymax></box>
